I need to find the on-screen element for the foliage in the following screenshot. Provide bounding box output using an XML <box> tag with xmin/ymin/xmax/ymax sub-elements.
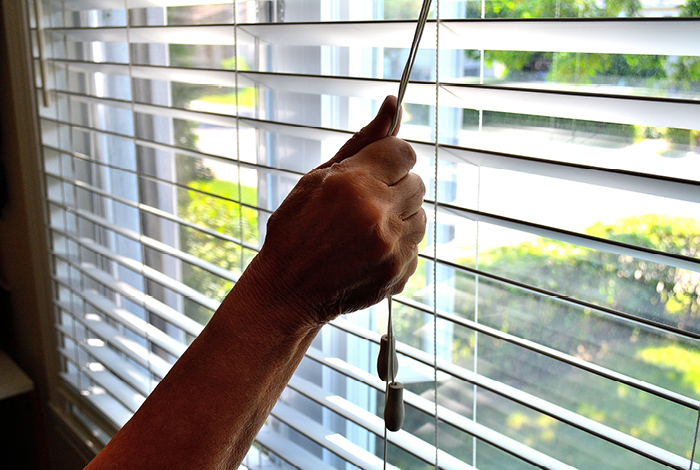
<box><xmin>220</xmin><ymin>55</ymin><xmax>250</xmax><ymax>71</ymax></box>
<box><xmin>671</xmin><ymin>57</ymin><xmax>700</xmax><ymax>91</ymax></box>
<box><xmin>681</xmin><ymin>0</ymin><xmax>700</xmax><ymax>16</ymax></box>
<box><xmin>466</xmin><ymin>215</ymin><xmax>700</xmax><ymax>330</ymax></box>
<box><xmin>172</xmin><ymin>118</ymin><xmax>200</xmax><ymax>150</ymax></box>
<box><xmin>671</xmin><ymin>0</ymin><xmax>700</xmax><ymax>90</ymax></box>
<box><xmin>479</xmin><ymin>0</ymin><xmax>698</xmax><ymax>95</ymax></box>
<box><xmin>170</xmin><ymin>46</ymin><xmax>257</xmax><ymax>110</ymax></box>
<box><xmin>484</xmin><ymin>0</ymin><xmax>601</xmax><ymax>18</ymax></box>
<box><xmin>197</xmin><ymin>90</ymin><xmax>257</xmax><ymax>108</ymax></box>
<box><xmin>445</xmin><ymin>214</ymin><xmax>700</xmax><ymax>466</ymax></box>
<box><xmin>637</xmin><ymin>344</ymin><xmax>700</xmax><ymax>394</ymax></box>
<box><xmin>176</xmin><ymin>155</ymin><xmax>214</xmax><ymax>186</ymax></box>
<box><xmin>179</xmin><ymin>179</ymin><xmax>259</xmax><ymax>314</ymax></box>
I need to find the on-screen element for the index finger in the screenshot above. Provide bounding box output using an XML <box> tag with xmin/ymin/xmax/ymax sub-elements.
<box><xmin>345</xmin><ymin>136</ymin><xmax>417</xmax><ymax>186</ymax></box>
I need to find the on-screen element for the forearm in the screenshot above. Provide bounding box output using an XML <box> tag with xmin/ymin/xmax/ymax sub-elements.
<box><xmin>86</xmin><ymin>256</ymin><xmax>321</xmax><ymax>470</ymax></box>
<box><xmin>84</xmin><ymin>95</ymin><xmax>425</xmax><ymax>469</ymax></box>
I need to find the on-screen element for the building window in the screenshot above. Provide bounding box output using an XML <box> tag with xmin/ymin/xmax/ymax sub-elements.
<box><xmin>29</xmin><ymin>0</ymin><xmax>700</xmax><ymax>469</ymax></box>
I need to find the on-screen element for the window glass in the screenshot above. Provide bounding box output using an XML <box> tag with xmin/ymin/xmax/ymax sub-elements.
<box><xmin>32</xmin><ymin>0</ymin><xmax>700</xmax><ymax>468</ymax></box>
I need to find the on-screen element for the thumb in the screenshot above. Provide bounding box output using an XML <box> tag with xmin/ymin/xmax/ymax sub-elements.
<box><xmin>317</xmin><ymin>95</ymin><xmax>402</xmax><ymax>169</ymax></box>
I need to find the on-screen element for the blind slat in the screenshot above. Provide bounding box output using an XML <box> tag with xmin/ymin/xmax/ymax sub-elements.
<box><xmin>48</xmin><ymin>19</ymin><xmax>700</xmax><ymax>57</ymax></box>
<box><xmin>270</xmin><ymin>401</ymin><xmax>397</xmax><ymax>470</ymax></box>
<box><xmin>73</xmin><ymin>260</ymin><xmax>205</xmax><ymax>337</ymax></box>
<box><xmin>44</xmin><ymin>166</ymin><xmax>263</xmax><ymax>255</ymax></box>
<box><xmin>82</xmin><ymin>315</ymin><xmax>173</xmax><ymax>377</ymax></box>
<box><xmin>442</xmin><ymin>84</ymin><xmax>700</xmax><ymax>130</ymax></box>
<box><xmin>72</xmin><ymin>232</ymin><xmax>221</xmax><ymax>312</ymax></box>
<box><xmin>51</xmin><ymin>72</ymin><xmax>700</xmax><ymax>131</ymax></box>
<box><xmin>71</xmin><ymin>205</ymin><xmax>241</xmax><ymax>287</ymax></box>
<box><xmin>60</xmin><ymin>352</ymin><xmax>145</xmax><ymax>414</ymax></box>
<box><xmin>56</xmin><ymin>306</ymin><xmax>172</xmax><ymax>381</ymax></box>
<box><xmin>329</xmin><ymin>317</ymin><xmax>699</xmax><ymax>470</ymax></box>
<box><xmin>60</xmin><ymin>371</ymin><xmax>133</xmax><ymax>428</ymax></box>
<box><xmin>442</xmin><ymin>18</ymin><xmax>700</xmax><ymax>56</ymax></box>
<box><xmin>243</xmin><ymin>19</ymin><xmax>700</xmax><ymax>56</ymax></box>
<box><xmin>252</xmin><ymin>429</ymin><xmax>338</xmax><ymax>470</ymax></box>
<box><xmin>286</xmin><ymin>375</ymin><xmax>475</xmax><ymax>470</ymax></box>
<box><xmin>58</xmin><ymin>336</ymin><xmax>151</xmax><ymax>397</ymax></box>
<box><xmin>394</xmin><ymin>295</ymin><xmax>700</xmax><ymax>410</ymax></box>
<box><xmin>51</xmin><ymin>25</ymin><xmax>237</xmax><ymax>45</ymax></box>
<box><xmin>438</xmin><ymin>204</ymin><xmax>700</xmax><ymax>274</ymax></box>
<box><xmin>59</xmin><ymin>0</ymin><xmax>222</xmax><ymax>8</ymax></box>
<box><xmin>304</xmin><ymin>346</ymin><xmax>577</xmax><ymax>470</ymax></box>
<box><xmin>440</xmin><ymin>145</ymin><xmax>700</xmax><ymax>203</ymax></box>
<box><xmin>426</xmin><ymin>255</ymin><xmax>700</xmax><ymax>343</ymax></box>
<box><xmin>84</xmin><ymin>290</ymin><xmax>188</xmax><ymax>358</ymax></box>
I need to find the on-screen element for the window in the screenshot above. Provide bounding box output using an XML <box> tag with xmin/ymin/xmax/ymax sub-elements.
<box><xmin>28</xmin><ymin>0</ymin><xmax>700</xmax><ymax>469</ymax></box>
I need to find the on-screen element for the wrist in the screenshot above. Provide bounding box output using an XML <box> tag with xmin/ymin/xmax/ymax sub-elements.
<box><xmin>216</xmin><ymin>251</ymin><xmax>324</xmax><ymax>340</ymax></box>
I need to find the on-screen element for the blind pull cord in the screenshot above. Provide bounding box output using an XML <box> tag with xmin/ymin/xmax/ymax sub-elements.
<box><xmin>388</xmin><ymin>0</ymin><xmax>433</xmax><ymax>136</ymax></box>
<box><xmin>379</xmin><ymin>1</ymin><xmax>433</xmax><ymax>465</ymax></box>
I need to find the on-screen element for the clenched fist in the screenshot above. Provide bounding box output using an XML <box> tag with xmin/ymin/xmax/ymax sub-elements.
<box><xmin>241</xmin><ymin>95</ymin><xmax>426</xmax><ymax>328</ymax></box>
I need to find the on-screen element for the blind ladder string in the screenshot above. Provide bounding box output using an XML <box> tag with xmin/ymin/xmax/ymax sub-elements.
<box><xmin>380</xmin><ymin>1</ymin><xmax>434</xmax><ymax>468</ymax></box>
<box><xmin>690</xmin><ymin>406</ymin><xmax>700</xmax><ymax>470</ymax></box>
<box><xmin>232</xmin><ymin>1</ymin><xmax>244</xmax><ymax>275</ymax></box>
<box><xmin>433</xmin><ymin>0</ymin><xmax>440</xmax><ymax>468</ymax></box>
<box><xmin>123</xmin><ymin>0</ymin><xmax>155</xmax><ymax>394</ymax></box>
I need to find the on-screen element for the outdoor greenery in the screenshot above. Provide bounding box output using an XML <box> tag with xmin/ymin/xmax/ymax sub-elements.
<box><xmin>179</xmin><ymin>177</ymin><xmax>259</xmax><ymax>324</ymax></box>
<box><xmin>480</xmin><ymin>0</ymin><xmax>700</xmax><ymax>94</ymax></box>
<box><xmin>169</xmin><ymin>44</ymin><xmax>256</xmax><ymax>111</ymax></box>
<box><xmin>389</xmin><ymin>215</ymin><xmax>700</xmax><ymax>468</ymax></box>
<box><xmin>466</xmin><ymin>215</ymin><xmax>700</xmax><ymax>324</ymax></box>
<box><xmin>168</xmin><ymin>39</ymin><xmax>262</xmax><ymax>326</ymax></box>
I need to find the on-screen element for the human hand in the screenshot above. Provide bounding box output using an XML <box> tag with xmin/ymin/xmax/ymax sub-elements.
<box><xmin>89</xmin><ymin>98</ymin><xmax>423</xmax><ymax>470</ymax></box>
<box><xmin>245</xmin><ymin>96</ymin><xmax>426</xmax><ymax>329</ymax></box>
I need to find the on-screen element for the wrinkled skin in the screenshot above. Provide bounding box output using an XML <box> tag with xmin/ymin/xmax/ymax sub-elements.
<box><xmin>251</xmin><ymin>97</ymin><xmax>426</xmax><ymax>326</ymax></box>
<box><xmin>85</xmin><ymin>96</ymin><xmax>426</xmax><ymax>470</ymax></box>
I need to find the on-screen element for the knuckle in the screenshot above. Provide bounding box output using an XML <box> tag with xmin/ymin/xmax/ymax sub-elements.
<box><xmin>380</xmin><ymin>254</ymin><xmax>404</xmax><ymax>284</ymax></box>
<box><xmin>417</xmin><ymin>207</ymin><xmax>428</xmax><ymax>229</ymax></box>
<box><xmin>323</xmin><ymin>167</ymin><xmax>372</xmax><ymax>204</ymax></box>
<box><xmin>389</xmin><ymin>137</ymin><xmax>417</xmax><ymax>166</ymax></box>
<box><xmin>405</xmin><ymin>208</ymin><xmax>427</xmax><ymax>244</ymax></box>
<box><xmin>371</xmin><ymin>137</ymin><xmax>416</xmax><ymax>165</ymax></box>
<box><xmin>404</xmin><ymin>173</ymin><xmax>426</xmax><ymax>204</ymax></box>
<box><xmin>415</xmin><ymin>173</ymin><xmax>426</xmax><ymax>196</ymax></box>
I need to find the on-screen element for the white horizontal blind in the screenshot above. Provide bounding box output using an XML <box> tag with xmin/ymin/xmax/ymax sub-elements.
<box><xmin>28</xmin><ymin>0</ymin><xmax>700</xmax><ymax>469</ymax></box>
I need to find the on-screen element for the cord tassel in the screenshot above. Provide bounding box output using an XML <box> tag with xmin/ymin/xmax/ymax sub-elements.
<box><xmin>377</xmin><ymin>334</ymin><xmax>399</xmax><ymax>382</ymax></box>
<box><xmin>380</xmin><ymin>0</ymin><xmax>434</xmax><ymax>453</ymax></box>
<box><xmin>384</xmin><ymin>382</ymin><xmax>405</xmax><ymax>432</ymax></box>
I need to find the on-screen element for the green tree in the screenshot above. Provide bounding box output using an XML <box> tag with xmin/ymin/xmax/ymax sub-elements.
<box><xmin>448</xmin><ymin>215</ymin><xmax>700</xmax><ymax>467</ymax></box>
<box><xmin>670</xmin><ymin>0</ymin><xmax>700</xmax><ymax>91</ymax></box>
<box><xmin>481</xmin><ymin>0</ymin><xmax>699</xmax><ymax>91</ymax></box>
<box><xmin>485</xmin><ymin>0</ymin><xmax>600</xmax><ymax>19</ymax></box>
<box><xmin>680</xmin><ymin>0</ymin><xmax>700</xmax><ymax>16</ymax></box>
<box><xmin>179</xmin><ymin>179</ymin><xmax>259</xmax><ymax>322</ymax></box>
<box><xmin>460</xmin><ymin>215</ymin><xmax>700</xmax><ymax>336</ymax></box>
